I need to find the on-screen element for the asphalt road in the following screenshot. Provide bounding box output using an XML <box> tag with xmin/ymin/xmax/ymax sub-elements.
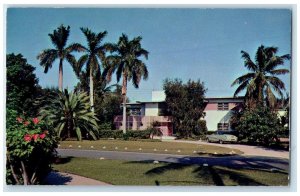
<box><xmin>57</xmin><ymin>149</ymin><xmax>289</xmax><ymax>172</ymax></box>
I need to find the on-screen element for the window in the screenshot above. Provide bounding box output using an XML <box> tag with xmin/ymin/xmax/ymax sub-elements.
<box><xmin>217</xmin><ymin>123</ymin><xmax>229</xmax><ymax>131</ymax></box>
<box><xmin>217</xmin><ymin>103</ymin><xmax>229</xmax><ymax>110</ymax></box>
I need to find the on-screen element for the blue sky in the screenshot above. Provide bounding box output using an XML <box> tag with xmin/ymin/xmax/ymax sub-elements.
<box><xmin>6</xmin><ymin>8</ymin><xmax>291</xmax><ymax>102</ymax></box>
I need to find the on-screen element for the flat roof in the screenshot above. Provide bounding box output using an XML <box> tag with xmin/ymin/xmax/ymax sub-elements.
<box><xmin>125</xmin><ymin>96</ymin><xmax>245</xmax><ymax>105</ymax></box>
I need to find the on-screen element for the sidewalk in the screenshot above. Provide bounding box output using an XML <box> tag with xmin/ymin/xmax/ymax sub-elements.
<box><xmin>164</xmin><ymin>140</ymin><xmax>289</xmax><ymax>159</ymax></box>
<box><xmin>45</xmin><ymin>171</ymin><xmax>111</xmax><ymax>185</ymax></box>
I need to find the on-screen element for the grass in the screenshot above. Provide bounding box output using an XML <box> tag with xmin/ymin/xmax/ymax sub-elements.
<box><xmin>52</xmin><ymin>157</ymin><xmax>289</xmax><ymax>186</ymax></box>
<box><xmin>58</xmin><ymin>139</ymin><xmax>243</xmax><ymax>156</ymax></box>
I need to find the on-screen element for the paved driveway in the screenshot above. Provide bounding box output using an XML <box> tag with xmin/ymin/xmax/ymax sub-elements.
<box><xmin>166</xmin><ymin>140</ymin><xmax>290</xmax><ymax>159</ymax></box>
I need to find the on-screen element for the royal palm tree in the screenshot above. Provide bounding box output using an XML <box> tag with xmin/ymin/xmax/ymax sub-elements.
<box><xmin>75</xmin><ymin>28</ymin><xmax>111</xmax><ymax>112</ymax></box>
<box><xmin>39</xmin><ymin>89</ymin><xmax>99</xmax><ymax>141</ymax></box>
<box><xmin>37</xmin><ymin>25</ymin><xmax>82</xmax><ymax>91</ymax></box>
<box><xmin>105</xmin><ymin>34</ymin><xmax>149</xmax><ymax>133</ymax></box>
<box><xmin>231</xmin><ymin>45</ymin><xmax>290</xmax><ymax>108</ymax></box>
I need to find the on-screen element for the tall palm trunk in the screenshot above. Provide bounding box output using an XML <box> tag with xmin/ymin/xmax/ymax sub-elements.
<box><xmin>122</xmin><ymin>74</ymin><xmax>127</xmax><ymax>134</ymax></box>
<box><xmin>58</xmin><ymin>58</ymin><xmax>63</xmax><ymax>91</ymax></box>
<box><xmin>257</xmin><ymin>83</ymin><xmax>264</xmax><ymax>107</ymax></box>
<box><xmin>89</xmin><ymin>67</ymin><xmax>94</xmax><ymax>112</ymax></box>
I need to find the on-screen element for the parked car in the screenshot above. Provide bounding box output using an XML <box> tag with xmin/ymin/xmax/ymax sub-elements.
<box><xmin>206</xmin><ymin>130</ymin><xmax>238</xmax><ymax>144</ymax></box>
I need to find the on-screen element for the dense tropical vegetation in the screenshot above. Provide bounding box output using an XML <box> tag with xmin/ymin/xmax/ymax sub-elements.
<box><xmin>230</xmin><ymin>45</ymin><xmax>290</xmax><ymax>146</ymax></box>
<box><xmin>7</xmin><ymin>53</ymin><xmax>41</xmax><ymax>116</ymax></box>
<box><xmin>39</xmin><ymin>89</ymin><xmax>99</xmax><ymax>141</ymax></box>
<box><xmin>163</xmin><ymin>79</ymin><xmax>207</xmax><ymax>138</ymax></box>
<box><xmin>6</xmin><ymin>110</ymin><xmax>58</xmax><ymax>185</ymax></box>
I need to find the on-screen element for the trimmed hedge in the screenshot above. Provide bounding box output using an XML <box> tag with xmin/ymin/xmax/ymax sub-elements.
<box><xmin>98</xmin><ymin>129</ymin><xmax>154</xmax><ymax>140</ymax></box>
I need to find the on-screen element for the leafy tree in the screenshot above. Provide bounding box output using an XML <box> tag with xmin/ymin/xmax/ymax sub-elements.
<box><xmin>37</xmin><ymin>25</ymin><xmax>82</xmax><ymax>91</ymax></box>
<box><xmin>94</xmin><ymin>85</ymin><xmax>123</xmax><ymax>129</ymax></box>
<box><xmin>235</xmin><ymin>106</ymin><xmax>283</xmax><ymax>146</ymax></box>
<box><xmin>231</xmin><ymin>45</ymin><xmax>290</xmax><ymax>108</ymax></box>
<box><xmin>39</xmin><ymin>89</ymin><xmax>99</xmax><ymax>141</ymax></box>
<box><xmin>163</xmin><ymin>79</ymin><xmax>207</xmax><ymax>138</ymax></box>
<box><xmin>74</xmin><ymin>28</ymin><xmax>112</xmax><ymax>112</ymax></box>
<box><xmin>105</xmin><ymin>34</ymin><xmax>149</xmax><ymax>133</ymax></box>
<box><xmin>6</xmin><ymin>109</ymin><xmax>58</xmax><ymax>185</ymax></box>
<box><xmin>6</xmin><ymin>53</ymin><xmax>41</xmax><ymax>116</ymax></box>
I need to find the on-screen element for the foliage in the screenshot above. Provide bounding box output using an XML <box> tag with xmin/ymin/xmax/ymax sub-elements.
<box><xmin>98</xmin><ymin>130</ymin><xmax>153</xmax><ymax>140</ymax></box>
<box><xmin>98</xmin><ymin>130</ymin><xmax>123</xmax><ymax>139</ymax></box>
<box><xmin>39</xmin><ymin>89</ymin><xmax>99</xmax><ymax>141</ymax></box>
<box><xmin>93</xmin><ymin>83</ymin><xmax>123</xmax><ymax>128</ymax></box>
<box><xmin>149</xmin><ymin>121</ymin><xmax>163</xmax><ymax>139</ymax></box>
<box><xmin>6</xmin><ymin>53</ymin><xmax>41</xmax><ymax>116</ymax></box>
<box><xmin>37</xmin><ymin>24</ymin><xmax>83</xmax><ymax>91</ymax></box>
<box><xmin>235</xmin><ymin>106</ymin><xmax>284</xmax><ymax>146</ymax></box>
<box><xmin>6</xmin><ymin>109</ymin><xmax>58</xmax><ymax>185</ymax></box>
<box><xmin>73</xmin><ymin>27</ymin><xmax>112</xmax><ymax>111</ymax></box>
<box><xmin>104</xmin><ymin>33</ymin><xmax>149</xmax><ymax>132</ymax></box>
<box><xmin>231</xmin><ymin>45</ymin><xmax>290</xmax><ymax>109</ymax></box>
<box><xmin>163</xmin><ymin>78</ymin><xmax>207</xmax><ymax>138</ymax></box>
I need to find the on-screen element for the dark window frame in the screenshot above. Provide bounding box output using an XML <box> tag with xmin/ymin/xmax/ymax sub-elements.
<box><xmin>217</xmin><ymin>102</ymin><xmax>229</xmax><ymax>110</ymax></box>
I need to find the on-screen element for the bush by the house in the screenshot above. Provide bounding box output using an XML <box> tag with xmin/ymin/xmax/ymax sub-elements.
<box><xmin>98</xmin><ymin>129</ymin><xmax>153</xmax><ymax>140</ymax></box>
<box><xmin>235</xmin><ymin>106</ymin><xmax>284</xmax><ymax>146</ymax></box>
<box><xmin>6</xmin><ymin>109</ymin><xmax>58</xmax><ymax>185</ymax></box>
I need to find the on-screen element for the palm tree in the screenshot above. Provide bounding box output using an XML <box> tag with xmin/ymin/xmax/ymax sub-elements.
<box><xmin>231</xmin><ymin>45</ymin><xmax>290</xmax><ymax>108</ymax></box>
<box><xmin>75</xmin><ymin>28</ymin><xmax>111</xmax><ymax>112</ymax></box>
<box><xmin>105</xmin><ymin>34</ymin><xmax>149</xmax><ymax>133</ymax></box>
<box><xmin>39</xmin><ymin>89</ymin><xmax>99</xmax><ymax>141</ymax></box>
<box><xmin>37</xmin><ymin>25</ymin><xmax>82</xmax><ymax>91</ymax></box>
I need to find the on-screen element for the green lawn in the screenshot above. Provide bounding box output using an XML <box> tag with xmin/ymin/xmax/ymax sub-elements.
<box><xmin>53</xmin><ymin>157</ymin><xmax>289</xmax><ymax>186</ymax></box>
<box><xmin>58</xmin><ymin>140</ymin><xmax>243</xmax><ymax>156</ymax></box>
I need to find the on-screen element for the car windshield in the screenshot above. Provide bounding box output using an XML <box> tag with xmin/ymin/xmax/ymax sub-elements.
<box><xmin>216</xmin><ymin>131</ymin><xmax>227</xmax><ymax>135</ymax></box>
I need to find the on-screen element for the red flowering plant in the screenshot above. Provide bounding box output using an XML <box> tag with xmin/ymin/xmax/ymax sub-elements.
<box><xmin>6</xmin><ymin>109</ymin><xmax>58</xmax><ymax>185</ymax></box>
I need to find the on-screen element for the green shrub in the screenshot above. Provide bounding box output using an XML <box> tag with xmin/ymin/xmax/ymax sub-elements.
<box><xmin>6</xmin><ymin>109</ymin><xmax>58</xmax><ymax>185</ymax></box>
<box><xmin>235</xmin><ymin>106</ymin><xmax>283</xmax><ymax>146</ymax></box>
<box><xmin>98</xmin><ymin>129</ymin><xmax>152</xmax><ymax>140</ymax></box>
<box><xmin>98</xmin><ymin>122</ymin><xmax>113</xmax><ymax>131</ymax></box>
<box><xmin>98</xmin><ymin>130</ymin><xmax>123</xmax><ymax>138</ymax></box>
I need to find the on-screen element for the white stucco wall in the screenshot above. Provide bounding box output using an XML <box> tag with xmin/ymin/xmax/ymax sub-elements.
<box><xmin>145</xmin><ymin>103</ymin><xmax>159</xmax><ymax>116</ymax></box>
<box><xmin>204</xmin><ymin>110</ymin><xmax>234</xmax><ymax>131</ymax></box>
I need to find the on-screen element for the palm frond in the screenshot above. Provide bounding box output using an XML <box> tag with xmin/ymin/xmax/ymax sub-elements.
<box><xmin>66</xmin><ymin>43</ymin><xmax>87</xmax><ymax>53</ymax></box>
<box><xmin>233</xmin><ymin>80</ymin><xmax>249</xmax><ymax>97</ymax></box>
<box><xmin>231</xmin><ymin>73</ymin><xmax>255</xmax><ymax>87</ymax></box>
<box><xmin>269</xmin><ymin>69</ymin><xmax>289</xmax><ymax>75</ymax></box>
<box><xmin>241</xmin><ymin>50</ymin><xmax>257</xmax><ymax>72</ymax></box>
<box><xmin>37</xmin><ymin>49</ymin><xmax>58</xmax><ymax>73</ymax></box>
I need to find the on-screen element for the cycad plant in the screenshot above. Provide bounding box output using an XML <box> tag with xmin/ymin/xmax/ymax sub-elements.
<box><xmin>39</xmin><ymin>89</ymin><xmax>99</xmax><ymax>141</ymax></box>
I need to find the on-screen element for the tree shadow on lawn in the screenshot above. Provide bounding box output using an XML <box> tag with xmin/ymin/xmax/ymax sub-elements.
<box><xmin>126</xmin><ymin>161</ymin><xmax>266</xmax><ymax>186</ymax></box>
<box><xmin>164</xmin><ymin>156</ymin><xmax>289</xmax><ymax>173</ymax></box>
<box><xmin>52</xmin><ymin>156</ymin><xmax>73</xmax><ymax>165</ymax></box>
<box><xmin>43</xmin><ymin>171</ymin><xmax>73</xmax><ymax>185</ymax></box>
<box><xmin>125</xmin><ymin>155</ymin><xmax>289</xmax><ymax>186</ymax></box>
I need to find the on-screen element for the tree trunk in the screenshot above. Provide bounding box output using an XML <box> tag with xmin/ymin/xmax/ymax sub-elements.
<box><xmin>258</xmin><ymin>84</ymin><xmax>264</xmax><ymax>107</ymax></box>
<box><xmin>90</xmin><ymin>67</ymin><xmax>94</xmax><ymax>112</ymax></box>
<box><xmin>20</xmin><ymin>161</ymin><xmax>30</xmax><ymax>185</ymax></box>
<box><xmin>58</xmin><ymin>58</ymin><xmax>63</xmax><ymax>91</ymax></box>
<box><xmin>122</xmin><ymin>74</ymin><xmax>127</xmax><ymax>134</ymax></box>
